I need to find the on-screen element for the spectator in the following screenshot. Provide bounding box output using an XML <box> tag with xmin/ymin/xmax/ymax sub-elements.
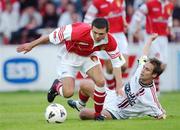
<box><xmin>41</xmin><ymin>1</ymin><xmax>59</xmax><ymax>28</ymax></box>
<box><xmin>0</xmin><ymin>1</ymin><xmax>19</xmax><ymax>44</ymax></box>
<box><xmin>71</xmin><ymin>0</ymin><xmax>83</xmax><ymax>16</ymax></box>
<box><xmin>38</xmin><ymin>0</ymin><xmax>48</xmax><ymax>16</ymax></box>
<box><xmin>58</xmin><ymin>1</ymin><xmax>82</xmax><ymax>26</ymax></box>
<box><xmin>81</xmin><ymin>0</ymin><xmax>92</xmax><ymax>18</ymax></box>
<box><xmin>11</xmin><ymin>5</ymin><xmax>42</xmax><ymax>44</ymax></box>
<box><xmin>19</xmin><ymin>0</ymin><xmax>38</xmax><ymax>12</ymax></box>
<box><xmin>56</xmin><ymin>0</ymin><xmax>70</xmax><ymax>15</ymax></box>
<box><xmin>18</xmin><ymin>6</ymin><xmax>42</xmax><ymax>29</ymax></box>
<box><xmin>172</xmin><ymin>5</ymin><xmax>180</xmax><ymax>42</ymax></box>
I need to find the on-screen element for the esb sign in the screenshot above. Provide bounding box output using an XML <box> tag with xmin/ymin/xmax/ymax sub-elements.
<box><xmin>3</xmin><ymin>58</ymin><xmax>39</xmax><ymax>83</ymax></box>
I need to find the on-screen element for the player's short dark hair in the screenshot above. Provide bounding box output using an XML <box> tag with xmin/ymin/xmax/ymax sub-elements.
<box><xmin>149</xmin><ymin>58</ymin><xmax>166</xmax><ymax>78</ymax></box>
<box><xmin>92</xmin><ymin>18</ymin><xmax>109</xmax><ymax>32</ymax></box>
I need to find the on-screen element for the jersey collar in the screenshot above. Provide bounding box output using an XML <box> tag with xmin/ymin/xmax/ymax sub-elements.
<box><xmin>139</xmin><ymin>79</ymin><xmax>154</xmax><ymax>88</ymax></box>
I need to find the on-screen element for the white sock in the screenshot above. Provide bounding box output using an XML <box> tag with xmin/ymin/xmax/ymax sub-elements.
<box><xmin>104</xmin><ymin>71</ymin><xmax>114</xmax><ymax>80</ymax></box>
<box><xmin>58</xmin><ymin>87</ymin><xmax>64</xmax><ymax>97</ymax></box>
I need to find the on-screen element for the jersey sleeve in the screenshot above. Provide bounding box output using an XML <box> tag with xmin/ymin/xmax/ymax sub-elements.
<box><xmin>134</xmin><ymin>4</ymin><xmax>148</xmax><ymax>22</ymax></box>
<box><xmin>83</xmin><ymin>4</ymin><xmax>98</xmax><ymax>24</ymax></box>
<box><xmin>105</xmin><ymin>34</ymin><xmax>125</xmax><ymax>67</ymax></box>
<box><xmin>49</xmin><ymin>24</ymin><xmax>72</xmax><ymax>44</ymax></box>
<box><xmin>105</xmin><ymin>34</ymin><xmax>120</xmax><ymax>58</ymax></box>
<box><xmin>109</xmin><ymin>50</ymin><xmax>126</xmax><ymax>68</ymax></box>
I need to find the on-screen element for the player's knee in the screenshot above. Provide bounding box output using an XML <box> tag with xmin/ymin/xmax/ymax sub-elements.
<box><xmin>104</xmin><ymin>60</ymin><xmax>113</xmax><ymax>74</ymax></box>
<box><xmin>63</xmin><ymin>91</ymin><xmax>74</xmax><ymax>98</ymax></box>
<box><xmin>106</xmin><ymin>67</ymin><xmax>113</xmax><ymax>74</ymax></box>
<box><xmin>121</xmin><ymin>65</ymin><xmax>127</xmax><ymax>73</ymax></box>
<box><xmin>94</xmin><ymin>78</ymin><xmax>105</xmax><ymax>87</ymax></box>
<box><xmin>80</xmin><ymin>81</ymin><xmax>88</xmax><ymax>89</ymax></box>
<box><xmin>79</xmin><ymin>110</ymin><xmax>88</xmax><ymax>120</ymax></box>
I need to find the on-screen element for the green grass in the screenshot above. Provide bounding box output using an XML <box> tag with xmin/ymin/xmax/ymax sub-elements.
<box><xmin>0</xmin><ymin>91</ymin><xmax>180</xmax><ymax>130</ymax></box>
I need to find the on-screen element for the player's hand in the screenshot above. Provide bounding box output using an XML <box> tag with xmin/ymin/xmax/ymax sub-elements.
<box><xmin>150</xmin><ymin>33</ymin><xmax>158</xmax><ymax>41</ymax></box>
<box><xmin>115</xmin><ymin>79</ymin><xmax>125</xmax><ymax>96</ymax></box>
<box><xmin>157</xmin><ymin>114</ymin><xmax>166</xmax><ymax>120</ymax></box>
<box><xmin>124</xmin><ymin>22</ymin><xmax>129</xmax><ymax>33</ymax></box>
<box><xmin>116</xmin><ymin>88</ymin><xmax>125</xmax><ymax>97</ymax></box>
<box><xmin>17</xmin><ymin>43</ymin><xmax>33</xmax><ymax>54</ymax></box>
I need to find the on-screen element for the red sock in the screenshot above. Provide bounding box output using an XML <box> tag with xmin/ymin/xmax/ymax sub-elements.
<box><xmin>94</xmin><ymin>86</ymin><xmax>106</xmax><ymax>117</ymax></box>
<box><xmin>106</xmin><ymin>78</ymin><xmax>116</xmax><ymax>90</ymax></box>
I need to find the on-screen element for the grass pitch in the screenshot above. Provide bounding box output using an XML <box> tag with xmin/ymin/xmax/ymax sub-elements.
<box><xmin>0</xmin><ymin>91</ymin><xmax>180</xmax><ymax>130</ymax></box>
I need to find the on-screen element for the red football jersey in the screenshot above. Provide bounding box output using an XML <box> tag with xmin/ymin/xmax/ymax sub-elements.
<box><xmin>49</xmin><ymin>22</ymin><xmax>120</xmax><ymax>58</ymax></box>
<box><xmin>143</xmin><ymin>0</ymin><xmax>174</xmax><ymax>35</ymax></box>
<box><xmin>84</xmin><ymin>0</ymin><xmax>126</xmax><ymax>33</ymax></box>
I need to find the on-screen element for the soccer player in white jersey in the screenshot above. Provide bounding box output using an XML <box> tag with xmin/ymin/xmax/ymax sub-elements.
<box><xmin>68</xmin><ymin>34</ymin><xmax>167</xmax><ymax>120</ymax></box>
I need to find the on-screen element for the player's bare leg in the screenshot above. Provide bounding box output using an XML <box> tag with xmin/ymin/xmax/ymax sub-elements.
<box><xmin>79</xmin><ymin>80</ymin><xmax>94</xmax><ymax>98</ymax></box>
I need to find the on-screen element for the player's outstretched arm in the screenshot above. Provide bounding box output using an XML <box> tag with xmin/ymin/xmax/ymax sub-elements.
<box><xmin>142</xmin><ymin>33</ymin><xmax>158</xmax><ymax>56</ymax></box>
<box><xmin>16</xmin><ymin>35</ymin><xmax>49</xmax><ymax>54</ymax></box>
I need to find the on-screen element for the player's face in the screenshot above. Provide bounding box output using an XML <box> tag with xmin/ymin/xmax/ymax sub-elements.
<box><xmin>92</xmin><ymin>26</ymin><xmax>107</xmax><ymax>42</ymax></box>
<box><xmin>140</xmin><ymin>62</ymin><xmax>155</xmax><ymax>81</ymax></box>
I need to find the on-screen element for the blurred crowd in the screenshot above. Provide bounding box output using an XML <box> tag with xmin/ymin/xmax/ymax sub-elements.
<box><xmin>0</xmin><ymin>0</ymin><xmax>180</xmax><ymax>45</ymax></box>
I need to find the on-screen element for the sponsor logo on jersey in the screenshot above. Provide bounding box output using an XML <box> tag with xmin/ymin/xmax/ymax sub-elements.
<box><xmin>3</xmin><ymin>58</ymin><xmax>39</xmax><ymax>83</ymax></box>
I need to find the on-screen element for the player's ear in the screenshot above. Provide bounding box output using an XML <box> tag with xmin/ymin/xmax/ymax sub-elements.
<box><xmin>152</xmin><ymin>73</ymin><xmax>158</xmax><ymax>79</ymax></box>
<box><xmin>152</xmin><ymin>73</ymin><xmax>157</xmax><ymax>79</ymax></box>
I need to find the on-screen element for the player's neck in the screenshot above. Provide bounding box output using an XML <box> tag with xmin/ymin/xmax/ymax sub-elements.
<box><xmin>139</xmin><ymin>79</ymin><xmax>153</xmax><ymax>88</ymax></box>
